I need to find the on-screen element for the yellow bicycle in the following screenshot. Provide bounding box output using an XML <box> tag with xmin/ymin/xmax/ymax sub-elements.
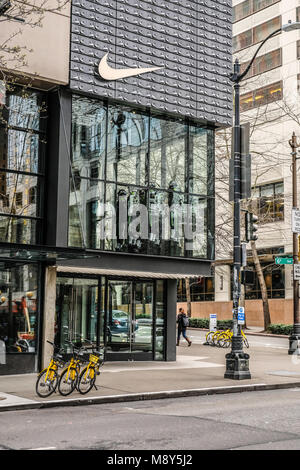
<box><xmin>36</xmin><ymin>341</ymin><xmax>65</xmax><ymax>398</ymax></box>
<box><xmin>58</xmin><ymin>340</ymin><xmax>86</xmax><ymax>396</ymax></box>
<box><xmin>218</xmin><ymin>329</ymin><xmax>249</xmax><ymax>348</ymax></box>
<box><xmin>77</xmin><ymin>345</ymin><xmax>105</xmax><ymax>395</ymax></box>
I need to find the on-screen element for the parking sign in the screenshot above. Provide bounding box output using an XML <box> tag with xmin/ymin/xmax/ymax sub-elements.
<box><xmin>238</xmin><ymin>307</ymin><xmax>245</xmax><ymax>325</ymax></box>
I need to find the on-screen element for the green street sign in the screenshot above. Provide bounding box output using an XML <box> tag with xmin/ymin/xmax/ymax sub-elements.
<box><xmin>275</xmin><ymin>257</ymin><xmax>293</xmax><ymax>265</ymax></box>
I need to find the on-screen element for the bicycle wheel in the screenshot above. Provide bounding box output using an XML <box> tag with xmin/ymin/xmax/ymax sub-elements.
<box><xmin>58</xmin><ymin>367</ymin><xmax>79</xmax><ymax>396</ymax></box>
<box><xmin>205</xmin><ymin>331</ymin><xmax>215</xmax><ymax>345</ymax></box>
<box><xmin>218</xmin><ymin>333</ymin><xmax>231</xmax><ymax>348</ymax></box>
<box><xmin>77</xmin><ymin>366</ymin><xmax>96</xmax><ymax>395</ymax></box>
<box><xmin>36</xmin><ymin>368</ymin><xmax>58</xmax><ymax>398</ymax></box>
<box><xmin>212</xmin><ymin>331</ymin><xmax>222</xmax><ymax>346</ymax></box>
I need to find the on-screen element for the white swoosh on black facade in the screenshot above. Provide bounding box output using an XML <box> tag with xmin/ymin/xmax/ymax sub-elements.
<box><xmin>98</xmin><ymin>53</ymin><xmax>164</xmax><ymax>80</ymax></box>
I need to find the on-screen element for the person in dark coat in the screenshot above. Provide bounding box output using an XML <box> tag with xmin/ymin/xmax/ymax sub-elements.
<box><xmin>176</xmin><ymin>308</ymin><xmax>192</xmax><ymax>346</ymax></box>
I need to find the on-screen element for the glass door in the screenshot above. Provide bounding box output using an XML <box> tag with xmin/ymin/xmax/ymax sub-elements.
<box><xmin>106</xmin><ymin>280</ymin><xmax>154</xmax><ymax>360</ymax></box>
<box><xmin>56</xmin><ymin>277</ymin><xmax>98</xmax><ymax>352</ymax></box>
<box><xmin>107</xmin><ymin>280</ymin><xmax>132</xmax><ymax>353</ymax></box>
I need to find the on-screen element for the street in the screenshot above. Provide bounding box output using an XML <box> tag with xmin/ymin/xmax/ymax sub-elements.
<box><xmin>1</xmin><ymin>388</ymin><xmax>300</xmax><ymax>451</ymax></box>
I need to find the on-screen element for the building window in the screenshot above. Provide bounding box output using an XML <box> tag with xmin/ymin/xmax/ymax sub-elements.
<box><xmin>252</xmin><ymin>181</ymin><xmax>284</xmax><ymax>222</ymax></box>
<box><xmin>69</xmin><ymin>95</ymin><xmax>215</xmax><ymax>260</ymax></box>
<box><xmin>177</xmin><ymin>277</ymin><xmax>215</xmax><ymax>302</ymax></box>
<box><xmin>233</xmin><ymin>0</ymin><xmax>280</xmax><ymax>23</ymax></box>
<box><xmin>0</xmin><ymin>87</ymin><xmax>46</xmax><ymax>245</ymax></box>
<box><xmin>240</xmin><ymin>81</ymin><xmax>283</xmax><ymax>112</ymax></box>
<box><xmin>240</xmin><ymin>49</ymin><xmax>282</xmax><ymax>79</ymax></box>
<box><xmin>233</xmin><ymin>16</ymin><xmax>281</xmax><ymax>52</ymax></box>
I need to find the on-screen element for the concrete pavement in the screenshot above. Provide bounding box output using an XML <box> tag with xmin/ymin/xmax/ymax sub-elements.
<box><xmin>1</xmin><ymin>329</ymin><xmax>300</xmax><ymax>412</ymax></box>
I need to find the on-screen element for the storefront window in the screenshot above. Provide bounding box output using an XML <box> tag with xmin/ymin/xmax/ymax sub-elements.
<box><xmin>0</xmin><ymin>263</ymin><xmax>39</xmax><ymax>357</ymax></box>
<box><xmin>56</xmin><ymin>275</ymin><xmax>166</xmax><ymax>361</ymax></box>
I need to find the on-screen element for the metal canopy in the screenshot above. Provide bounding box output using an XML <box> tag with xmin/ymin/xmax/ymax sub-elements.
<box><xmin>57</xmin><ymin>266</ymin><xmax>197</xmax><ymax>279</ymax></box>
<box><xmin>0</xmin><ymin>242</ymin><xmax>95</xmax><ymax>264</ymax></box>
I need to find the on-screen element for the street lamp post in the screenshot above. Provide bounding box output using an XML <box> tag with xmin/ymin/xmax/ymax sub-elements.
<box><xmin>289</xmin><ymin>132</ymin><xmax>300</xmax><ymax>355</ymax></box>
<box><xmin>224</xmin><ymin>21</ymin><xmax>300</xmax><ymax>380</ymax></box>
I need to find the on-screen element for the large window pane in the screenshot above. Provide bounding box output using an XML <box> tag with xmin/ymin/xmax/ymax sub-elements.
<box><xmin>0</xmin><ymin>172</ymin><xmax>40</xmax><ymax>218</ymax></box>
<box><xmin>253</xmin><ymin>17</ymin><xmax>281</xmax><ymax>44</ymax></box>
<box><xmin>0</xmin><ymin>129</ymin><xmax>43</xmax><ymax>174</ymax></box>
<box><xmin>68</xmin><ymin>177</ymin><xmax>105</xmax><ymax>248</ymax></box>
<box><xmin>189</xmin><ymin>126</ymin><xmax>208</xmax><ymax>195</ymax></box>
<box><xmin>185</xmin><ymin>196</ymin><xmax>208</xmax><ymax>258</ymax></box>
<box><xmin>2</xmin><ymin>90</ymin><xmax>46</xmax><ymax>132</ymax></box>
<box><xmin>0</xmin><ymin>216</ymin><xmax>38</xmax><ymax>244</ymax></box>
<box><xmin>106</xmin><ymin>106</ymin><xmax>149</xmax><ymax>186</ymax></box>
<box><xmin>253</xmin><ymin>0</ymin><xmax>279</xmax><ymax>13</ymax></box>
<box><xmin>233</xmin><ymin>0</ymin><xmax>251</xmax><ymax>22</ymax></box>
<box><xmin>149</xmin><ymin>117</ymin><xmax>186</xmax><ymax>192</ymax></box>
<box><xmin>72</xmin><ymin>96</ymin><xmax>106</xmax><ymax>181</ymax></box>
<box><xmin>0</xmin><ymin>263</ymin><xmax>39</xmax><ymax>354</ymax></box>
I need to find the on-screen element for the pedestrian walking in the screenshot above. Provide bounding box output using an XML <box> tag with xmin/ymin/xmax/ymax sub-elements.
<box><xmin>176</xmin><ymin>308</ymin><xmax>192</xmax><ymax>346</ymax></box>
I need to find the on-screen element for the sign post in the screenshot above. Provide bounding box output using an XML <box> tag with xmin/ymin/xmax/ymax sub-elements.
<box><xmin>209</xmin><ymin>314</ymin><xmax>217</xmax><ymax>332</ymax></box>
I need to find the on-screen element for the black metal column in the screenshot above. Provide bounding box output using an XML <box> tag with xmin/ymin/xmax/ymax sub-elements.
<box><xmin>224</xmin><ymin>59</ymin><xmax>251</xmax><ymax>380</ymax></box>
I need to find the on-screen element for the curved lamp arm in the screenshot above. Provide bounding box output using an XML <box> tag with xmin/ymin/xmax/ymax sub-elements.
<box><xmin>230</xmin><ymin>27</ymin><xmax>282</xmax><ymax>84</ymax></box>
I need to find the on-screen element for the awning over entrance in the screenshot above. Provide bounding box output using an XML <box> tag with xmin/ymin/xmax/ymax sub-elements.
<box><xmin>56</xmin><ymin>266</ymin><xmax>197</xmax><ymax>279</ymax></box>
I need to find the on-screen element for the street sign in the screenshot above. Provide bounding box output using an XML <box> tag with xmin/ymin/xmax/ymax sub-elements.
<box><xmin>294</xmin><ymin>264</ymin><xmax>300</xmax><ymax>281</ymax></box>
<box><xmin>238</xmin><ymin>307</ymin><xmax>245</xmax><ymax>325</ymax></box>
<box><xmin>275</xmin><ymin>257</ymin><xmax>293</xmax><ymax>265</ymax></box>
<box><xmin>292</xmin><ymin>208</ymin><xmax>300</xmax><ymax>234</ymax></box>
<box><xmin>209</xmin><ymin>313</ymin><xmax>217</xmax><ymax>331</ymax></box>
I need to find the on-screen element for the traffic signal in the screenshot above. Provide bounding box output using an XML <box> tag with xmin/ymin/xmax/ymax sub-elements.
<box><xmin>241</xmin><ymin>269</ymin><xmax>255</xmax><ymax>285</ymax></box>
<box><xmin>245</xmin><ymin>212</ymin><xmax>258</xmax><ymax>242</ymax></box>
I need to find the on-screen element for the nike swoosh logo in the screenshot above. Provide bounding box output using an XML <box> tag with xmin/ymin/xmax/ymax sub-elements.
<box><xmin>98</xmin><ymin>53</ymin><xmax>164</xmax><ymax>81</ymax></box>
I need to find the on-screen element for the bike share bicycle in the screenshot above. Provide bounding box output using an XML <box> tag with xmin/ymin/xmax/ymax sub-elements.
<box><xmin>35</xmin><ymin>341</ymin><xmax>66</xmax><ymax>398</ymax></box>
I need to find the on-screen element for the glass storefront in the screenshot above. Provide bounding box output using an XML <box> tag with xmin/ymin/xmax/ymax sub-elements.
<box><xmin>68</xmin><ymin>95</ymin><xmax>215</xmax><ymax>260</ymax></box>
<box><xmin>56</xmin><ymin>275</ymin><xmax>166</xmax><ymax>361</ymax></box>
<box><xmin>0</xmin><ymin>262</ymin><xmax>40</xmax><ymax>373</ymax></box>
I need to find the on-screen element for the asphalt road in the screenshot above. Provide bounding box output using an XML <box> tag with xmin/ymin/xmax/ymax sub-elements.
<box><xmin>1</xmin><ymin>388</ymin><xmax>300</xmax><ymax>451</ymax></box>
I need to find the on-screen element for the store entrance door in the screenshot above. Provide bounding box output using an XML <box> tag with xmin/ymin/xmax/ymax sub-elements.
<box><xmin>106</xmin><ymin>280</ymin><xmax>154</xmax><ymax>360</ymax></box>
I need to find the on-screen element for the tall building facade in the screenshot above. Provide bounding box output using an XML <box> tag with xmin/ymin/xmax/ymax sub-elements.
<box><xmin>178</xmin><ymin>0</ymin><xmax>300</xmax><ymax>327</ymax></box>
<box><xmin>0</xmin><ymin>0</ymin><xmax>232</xmax><ymax>375</ymax></box>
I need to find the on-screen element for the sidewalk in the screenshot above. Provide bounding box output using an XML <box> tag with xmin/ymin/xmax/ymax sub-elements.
<box><xmin>0</xmin><ymin>331</ymin><xmax>300</xmax><ymax>412</ymax></box>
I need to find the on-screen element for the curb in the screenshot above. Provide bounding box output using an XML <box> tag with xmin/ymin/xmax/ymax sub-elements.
<box><xmin>1</xmin><ymin>381</ymin><xmax>300</xmax><ymax>413</ymax></box>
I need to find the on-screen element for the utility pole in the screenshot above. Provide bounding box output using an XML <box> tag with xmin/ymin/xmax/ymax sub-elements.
<box><xmin>289</xmin><ymin>132</ymin><xmax>300</xmax><ymax>355</ymax></box>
